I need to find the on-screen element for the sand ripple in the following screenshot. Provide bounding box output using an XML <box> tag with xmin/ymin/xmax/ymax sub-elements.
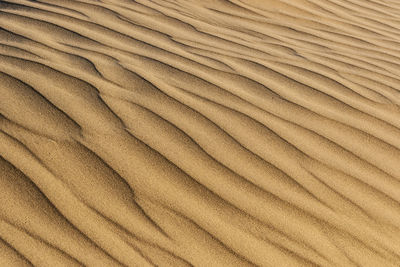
<box><xmin>1</xmin><ymin>0</ymin><xmax>400</xmax><ymax>266</ymax></box>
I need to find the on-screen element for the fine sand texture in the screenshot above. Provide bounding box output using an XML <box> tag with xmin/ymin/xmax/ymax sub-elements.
<box><xmin>1</xmin><ymin>0</ymin><xmax>400</xmax><ymax>266</ymax></box>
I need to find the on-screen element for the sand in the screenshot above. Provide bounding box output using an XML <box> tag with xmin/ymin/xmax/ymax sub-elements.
<box><xmin>1</xmin><ymin>0</ymin><xmax>400</xmax><ymax>266</ymax></box>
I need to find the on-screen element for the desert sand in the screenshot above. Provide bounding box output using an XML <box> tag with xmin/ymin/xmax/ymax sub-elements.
<box><xmin>1</xmin><ymin>0</ymin><xmax>400</xmax><ymax>266</ymax></box>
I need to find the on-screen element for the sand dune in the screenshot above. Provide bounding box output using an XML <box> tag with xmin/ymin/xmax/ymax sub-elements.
<box><xmin>1</xmin><ymin>0</ymin><xmax>400</xmax><ymax>266</ymax></box>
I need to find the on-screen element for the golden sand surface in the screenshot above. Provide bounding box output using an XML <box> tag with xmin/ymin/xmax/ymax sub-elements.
<box><xmin>1</xmin><ymin>0</ymin><xmax>400</xmax><ymax>266</ymax></box>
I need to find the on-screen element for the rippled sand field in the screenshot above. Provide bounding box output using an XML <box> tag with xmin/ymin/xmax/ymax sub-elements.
<box><xmin>1</xmin><ymin>0</ymin><xmax>400</xmax><ymax>266</ymax></box>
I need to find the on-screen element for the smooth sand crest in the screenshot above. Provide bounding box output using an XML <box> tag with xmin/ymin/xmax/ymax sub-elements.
<box><xmin>1</xmin><ymin>0</ymin><xmax>400</xmax><ymax>266</ymax></box>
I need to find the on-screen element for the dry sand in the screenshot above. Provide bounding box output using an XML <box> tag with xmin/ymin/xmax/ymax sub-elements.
<box><xmin>1</xmin><ymin>0</ymin><xmax>400</xmax><ymax>266</ymax></box>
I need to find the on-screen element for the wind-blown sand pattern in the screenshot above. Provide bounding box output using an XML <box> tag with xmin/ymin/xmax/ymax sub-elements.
<box><xmin>1</xmin><ymin>0</ymin><xmax>400</xmax><ymax>266</ymax></box>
